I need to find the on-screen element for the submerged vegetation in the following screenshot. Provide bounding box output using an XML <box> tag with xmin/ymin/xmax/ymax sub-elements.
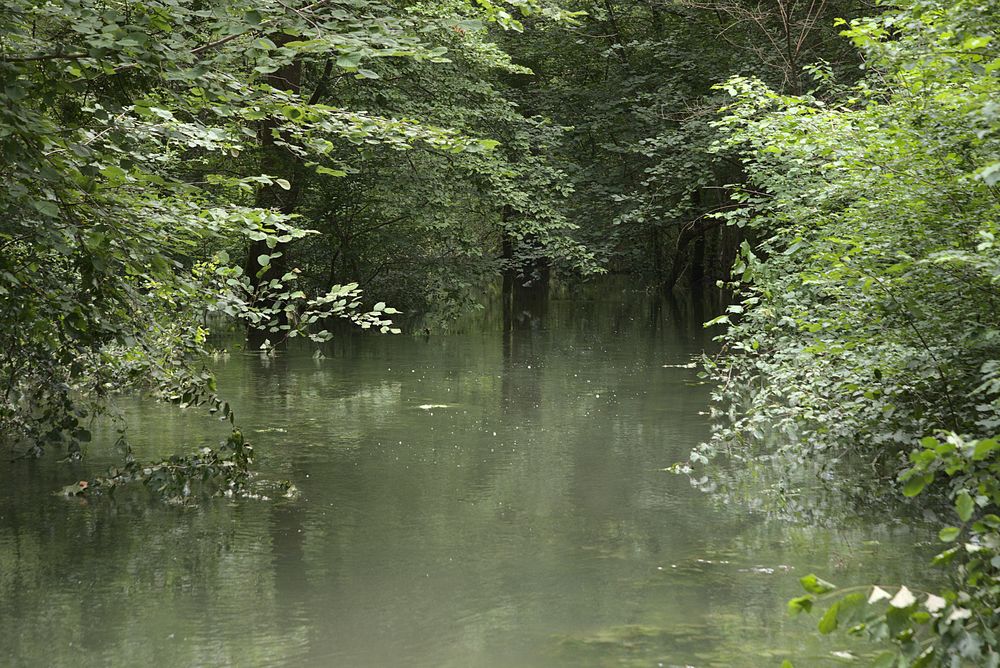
<box><xmin>1</xmin><ymin>0</ymin><xmax>999</xmax><ymax>663</ymax></box>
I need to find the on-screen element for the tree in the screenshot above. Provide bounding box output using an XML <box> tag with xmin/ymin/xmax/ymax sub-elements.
<box><xmin>697</xmin><ymin>0</ymin><xmax>1000</xmax><ymax>662</ymax></box>
<box><xmin>0</xmin><ymin>0</ymin><xmax>539</xmax><ymax>495</ymax></box>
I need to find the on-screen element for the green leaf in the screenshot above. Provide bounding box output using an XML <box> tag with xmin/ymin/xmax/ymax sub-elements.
<box><xmin>836</xmin><ymin>592</ymin><xmax>867</xmax><ymax>626</ymax></box>
<box><xmin>454</xmin><ymin>19</ymin><xmax>483</xmax><ymax>30</ymax></box>
<box><xmin>704</xmin><ymin>314</ymin><xmax>731</xmax><ymax>328</ymax></box>
<box><xmin>939</xmin><ymin>526</ymin><xmax>961</xmax><ymax>542</ymax></box>
<box><xmin>902</xmin><ymin>474</ymin><xmax>928</xmax><ymax>497</ymax></box>
<box><xmin>872</xmin><ymin>652</ymin><xmax>896</xmax><ymax>668</ymax></box>
<box><xmin>274</xmin><ymin>179</ymin><xmax>291</xmax><ymax>191</ymax></box>
<box><xmin>33</xmin><ymin>200</ymin><xmax>59</xmax><ymax>218</ymax></box>
<box><xmin>336</xmin><ymin>51</ymin><xmax>363</xmax><ymax>69</ymax></box>
<box><xmin>257</xmin><ymin>254</ymin><xmax>271</xmax><ymax>267</ymax></box>
<box><xmin>932</xmin><ymin>546</ymin><xmax>960</xmax><ymax>565</ymax></box>
<box><xmin>788</xmin><ymin>595</ymin><xmax>814</xmax><ymax>615</ymax></box>
<box><xmin>920</xmin><ymin>436</ymin><xmax>939</xmax><ymax>449</ymax></box>
<box><xmin>973</xmin><ymin>438</ymin><xmax>997</xmax><ymax>461</ymax></box>
<box><xmin>977</xmin><ymin>161</ymin><xmax>1000</xmax><ymax>186</ymax></box>
<box><xmin>956</xmin><ymin>492</ymin><xmax>975</xmax><ymax>522</ymax></box>
<box><xmin>282</xmin><ymin>106</ymin><xmax>304</xmax><ymax>121</ymax></box>
<box><xmin>911</xmin><ymin>647</ymin><xmax>937</xmax><ymax>668</ymax></box>
<box><xmin>800</xmin><ymin>574</ymin><xmax>836</xmax><ymax>594</ymax></box>
<box><xmin>818</xmin><ymin>601</ymin><xmax>840</xmax><ymax>634</ymax></box>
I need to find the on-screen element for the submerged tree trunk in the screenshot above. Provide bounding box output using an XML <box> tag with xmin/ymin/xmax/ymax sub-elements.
<box><xmin>662</xmin><ymin>217</ymin><xmax>722</xmax><ymax>294</ymax></box>
<box><xmin>501</xmin><ymin>206</ymin><xmax>515</xmax><ymax>340</ymax></box>
<box><xmin>500</xmin><ymin>205</ymin><xmax>550</xmax><ymax>333</ymax></box>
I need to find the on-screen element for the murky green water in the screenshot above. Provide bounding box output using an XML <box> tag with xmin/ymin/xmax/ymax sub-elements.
<box><xmin>0</xmin><ymin>290</ymin><xmax>935</xmax><ymax>667</ymax></box>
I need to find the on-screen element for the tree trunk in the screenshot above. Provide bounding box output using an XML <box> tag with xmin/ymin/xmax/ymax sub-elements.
<box><xmin>246</xmin><ymin>36</ymin><xmax>303</xmax><ymax>349</ymax></box>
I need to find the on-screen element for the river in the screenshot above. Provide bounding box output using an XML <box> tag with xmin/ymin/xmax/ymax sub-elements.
<box><xmin>0</xmin><ymin>287</ymin><xmax>935</xmax><ymax>666</ymax></box>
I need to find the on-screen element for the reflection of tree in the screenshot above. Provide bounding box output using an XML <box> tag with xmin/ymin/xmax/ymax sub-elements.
<box><xmin>240</xmin><ymin>351</ymin><xmax>314</xmax><ymax>618</ymax></box>
<box><xmin>660</xmin><ymin>289</ymin><xmax>724</xmax><ymax>342</ymax></box>
<box><xmin>501</xmin><ymin>281</ymin><xmax>548</xmax><ymax>415</ymax></box>
<box><xmin>0</xmin><ymin>494</ymin><xmax>311</xmax><ymax>665</ymax></box>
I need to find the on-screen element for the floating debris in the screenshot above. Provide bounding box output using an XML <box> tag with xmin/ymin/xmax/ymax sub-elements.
<box><xmin>56</xmin><ymin>480</ymin><xmax>89</xmax><ymax>497</ymax></box>
<box><xmin>418</xmin><ymin>404</ymin><xmax>452</xmax><ymax>410</ymax></box>
<box><xmin>738</xmin><ymin>565</ymin><xmax>794</xmax><ymax>575</ymax></box>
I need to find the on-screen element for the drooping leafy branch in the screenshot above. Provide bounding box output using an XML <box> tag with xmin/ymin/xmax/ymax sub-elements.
<box><xmin>0</xmin><ymin>0</ymin><xmax>573</xmax><ymax>492</ymax></box>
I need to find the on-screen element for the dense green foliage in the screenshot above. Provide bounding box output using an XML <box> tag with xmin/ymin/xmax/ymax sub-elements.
<box><xmin>697</xmin><ymin>0</ymin><xmax>1000</xmax><ymax>664</ymax></box>
<box><xmin>0</xmin><ymin>0</ymin><xmax>584</xmax><ymax>495</ymax></box>
<box><xmin>3</xmin><ymin>0</ymin><xmax>1000</xmax><ymax>662</ymax></box>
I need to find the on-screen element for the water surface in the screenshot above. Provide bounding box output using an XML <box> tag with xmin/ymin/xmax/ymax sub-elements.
<box><xmin>0</xmin><ymin>290</ymin><xmax>934</xmax><ymax>666</ymax></box>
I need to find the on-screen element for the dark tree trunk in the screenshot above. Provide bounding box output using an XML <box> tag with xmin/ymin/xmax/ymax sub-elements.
<box><xmin>501</xmin><ymin>207</ymin><xmax>515</xmax><ymax>341</ymax></box>
<box><xmin>690</xmin><ymin>223</ymin><xmax>706</xmax><ymax>288</ymax></box>
<box><xmin>246</xmin><ymin>37</ymin><xmax>303</xmax><ymax>349</ymax></box>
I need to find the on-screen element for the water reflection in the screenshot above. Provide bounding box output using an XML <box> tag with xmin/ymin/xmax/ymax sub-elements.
<box><xmin>0</xmin><ymin>285</ymin><xmax>935</xmax><ymax>667</ymax></box>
